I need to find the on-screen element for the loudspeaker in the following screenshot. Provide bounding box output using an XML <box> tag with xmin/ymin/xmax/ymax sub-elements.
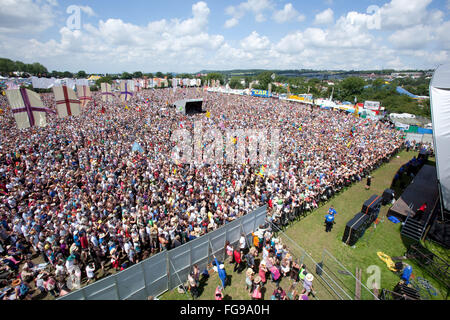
<box><xmin>382</xmin><ymin>189</ymin><xmax>394</xmax><ymax>205</ymax></box>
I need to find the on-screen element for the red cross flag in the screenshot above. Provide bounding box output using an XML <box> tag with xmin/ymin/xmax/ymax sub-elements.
<box><xmin>6</xmin><ymin>88</ymin><xmax>55</xmax><ymax>129</ymax></box>
<box><xmin>53</xmin><ymin>85</ymin><xmax>81</xmax><ymax>118</ymax></box>
<box><xmin>76</xmin><ymin>85</ymin><xmax>92</xmax><ymax>107</ymax></box>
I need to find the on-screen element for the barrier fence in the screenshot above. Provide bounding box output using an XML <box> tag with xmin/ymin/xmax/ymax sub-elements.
<box><xmin>58</xmin><ymin>205</ymin><xmax>267</xmax><ymax>300</ymax></box>
<box><xmin>271</xmin><ymin>222</ymin><xmax>379</xmax><ymax>300</ymax></box>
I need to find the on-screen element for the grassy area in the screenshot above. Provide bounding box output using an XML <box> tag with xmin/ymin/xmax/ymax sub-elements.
<box><xmin>160</xmin><ymin>150</ymin><xmax>449</xmax><ymax>300</ymax></box>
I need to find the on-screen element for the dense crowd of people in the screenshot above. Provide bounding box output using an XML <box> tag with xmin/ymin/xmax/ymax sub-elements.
<box><xmin>0</xmin><ymin>86</ymin><xmax>404</xmax><ymax>299</ymax></box>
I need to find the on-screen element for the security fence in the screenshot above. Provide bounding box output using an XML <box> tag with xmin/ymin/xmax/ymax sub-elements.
<box><xmin>271</xmin><ymin>222</ymin><xmax>379</xmax><ymax>300</ymax></box>
<box><xmin>58</xmin><ymin>205</ymin><xmax>267</xmax><ymax>300</ymax></box>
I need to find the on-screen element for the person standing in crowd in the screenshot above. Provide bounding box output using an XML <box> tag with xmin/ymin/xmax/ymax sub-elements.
<box><xmin>225</xmin><ymin>241</ymin><xmax>234</xmax><ymax>264</ymax></box>
<box><xmin>188</xmin><ymin>271</ymin><xmax>198</xmax><ymax>299</ymax></box>
<box><xmin>214</xmin><ymin>256</ymin><xmax>227</xmax><ymax>289</ymax></box>
<box><xmin>302</xmin><ymin>273</ymin><xmax>315</xmax><ymax>298</ymax></box>
<box><xmin>251</xmin><ymin>276</ymin><xmax>262</xmax><ymax>300</ymax></box>
<box><xmin>233</xmin><ymin>246</ymin><xmax>243</xmax><ymax>273</ymax></box>
<box><xmin>245</xmin><ymin>267</ymin><xmax>255</xmax><ymax>293</ymax></box>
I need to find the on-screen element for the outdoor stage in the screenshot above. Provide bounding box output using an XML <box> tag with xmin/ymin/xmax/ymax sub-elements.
<box><xmin>388</xmin><ymin>164</ymin><xmax>439</xmax><ymax>221</ymax></box>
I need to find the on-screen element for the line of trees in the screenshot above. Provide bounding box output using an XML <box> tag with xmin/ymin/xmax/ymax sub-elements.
<box><xmin>0</xmin><ymin>58</ymin><xmax>48</xmax><ymax>76</ymax></box>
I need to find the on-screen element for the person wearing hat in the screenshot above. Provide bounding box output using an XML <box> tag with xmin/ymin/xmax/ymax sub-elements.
<box><xmin>302</xmin><ymin>273</ymin><xmax>315</xmax><ymax>297</ymax></box>
<box><xmin>258</xmin><ymin>260</ymin><xmax>268</xmax><ymax>286</ymax></box>
<box><xmin>251</xmin><ymin>276</ymin><xmax>262</xmax><ymax>300</ymax></box>
<box><xmin>245</xmin><ymin>267</ymin><xmax>255</xmax><ymax>293</ymax></box>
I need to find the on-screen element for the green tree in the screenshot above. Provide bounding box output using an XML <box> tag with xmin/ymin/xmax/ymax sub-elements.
<box><xmin>229</xmin><ymin>77</ymin><xmax>244</xmax><ymax>89</ymax></box>
<box><xmin>62</xmin><ymin>71</ymin><xmax>73</xmax><ymax>78</ymax></box>
<box><xmin>95</xmin><ymin>76</ymin><xmax>113</xmax><ymax>87</ymax></box>
<box><xmin>121</xmin><ymin>72</ymin><xmax>132</xmax><ymax>79</ymax></box>
<box><xmin>339</xmin><ymin>77</ymin><xmax>366</xmax><ymax>101</ymax></box>
<box><xmin>256</xmin><ymin>71</ymin><xmax>273</xmax><ymax>90</ymax></box>
<box><xmin>132</xmin><ymin>71</ymin><xmax>143</xmax><ymax>78</ymax></box>
<box><xmin>77</xmin><ymin>70</ymin><xmax>88</xmax><ymax>78</ymax></box>
<box><xmin>206</xmin><ymin>73</ymin><xmax>224</xmax><ymax>84</ymax></box>
<box><xmin>155</xmin><ymin>72</ymin><xmax>164</xmax><ymax>78</ymax></box>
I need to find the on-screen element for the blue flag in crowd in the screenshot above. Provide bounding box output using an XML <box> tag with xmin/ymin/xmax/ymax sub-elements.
<box><xmin>132</xmin><ymin>142</ymin><xmax>144</xmax><ymax>153</ymax></box>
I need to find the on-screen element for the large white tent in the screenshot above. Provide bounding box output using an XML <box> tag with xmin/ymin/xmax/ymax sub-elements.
<box><xmin>430</xmin><ymin>63</ymin><xmax>450</xmax><ymax>212</ymax></box>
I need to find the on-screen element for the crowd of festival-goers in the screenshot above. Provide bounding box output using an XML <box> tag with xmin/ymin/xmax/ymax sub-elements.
<box><xmin>0</xmin><ymin>86</ymin><xmax>424</xmax><ymax>299</ymax></box>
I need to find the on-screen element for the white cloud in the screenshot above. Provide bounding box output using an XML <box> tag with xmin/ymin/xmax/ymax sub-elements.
<box><xmin>314</xmin><ymin>8</ymin><xmax>334</xmax><ymax>25</ymax></box>
<box><xmin>275</xmin><ymin>32</ymin><xmax>305</xmax><ymax>53</ymax></box>
<box><xmin>379</xmin><ymin>0</ymin><xmax>433</xmax><ymax>29</ymax></box>
<box><xmin>240</xmin><ymin>31</ymin><xmax>271</xmax><ymax>51</ymax></box>
<box><xmin>79</xmin><ymin>6</ymin><xmax>96</xmax><ymax>17</ymax></box>
<box><xmin>272</xmin><ymin>3</ymin><xmax>305</xmax><ymax>23</ymax></box>
<box><xmin>0</xmin><ymin>0</ymin><xmax>58</xmax><ymax>33</ymax></box>
<box><xmin>388</xmin><ymin>25</ymin><xmax>433</xmax><ymax>49</ymax></box>
<box><xmin>0</xmin><ymin>1</ymin><xmax>224</xmax><ymax>72</ymax></box>
<box><xmin>225</xmin><ymin>0</ymin><xmax>273</xmax><ymax>26</ymax></box>
<box><xmin>0</xmin><ymin>0</ymin><xmax>449</xmax><ymax>73</ymax></box>
<box><xmin>224</xmin><ymin>17</ymin><xmax>239</xmax><ymax>28</ymax></box>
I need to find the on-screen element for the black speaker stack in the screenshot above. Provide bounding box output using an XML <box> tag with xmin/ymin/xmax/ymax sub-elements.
<box><xmin>342</xmin><ymin>195</ymin><xmax>383</xmax><ymax>246</ymax></box>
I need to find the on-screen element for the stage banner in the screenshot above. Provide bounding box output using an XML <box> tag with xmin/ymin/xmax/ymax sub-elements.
<box><xmin>364</xmin><ymin>101</ymin><xmax>381</xmax><ymax>110</ymax></box>
<box><xmin>251</xmin><ymin>89</ymin><xmax>270</xmax><ymax>98</ymax></box>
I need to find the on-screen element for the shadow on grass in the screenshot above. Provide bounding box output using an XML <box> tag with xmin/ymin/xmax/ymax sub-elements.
<box><xmin>197</xmin><ymin>275</ymin><xmax>209</xmax><ymax>298</ymax></box>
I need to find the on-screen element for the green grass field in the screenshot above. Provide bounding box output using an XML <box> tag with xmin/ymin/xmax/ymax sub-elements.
<box><xmin>160</xmin><ymin>150</ymin><xmax>449</xmax><ymax>300</ymax></box>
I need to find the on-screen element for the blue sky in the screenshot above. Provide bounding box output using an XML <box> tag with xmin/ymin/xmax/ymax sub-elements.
<box><xmin>0</xmin><ymin>0</ymin><xmax>449</xmax><ymax>73</ymax></box>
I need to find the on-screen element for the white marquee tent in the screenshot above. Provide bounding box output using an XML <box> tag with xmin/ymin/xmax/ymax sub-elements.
<box><xmin>430</xmin><ymin>63</ymin><xmax>450</xmax><ymax>212</ymax></box>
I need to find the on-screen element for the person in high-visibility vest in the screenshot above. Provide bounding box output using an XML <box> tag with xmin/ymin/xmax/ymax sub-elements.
<box><xmin>325</xmin><ymin>213</ymin><xmax>335</xmax><ymax>232</ymax></box>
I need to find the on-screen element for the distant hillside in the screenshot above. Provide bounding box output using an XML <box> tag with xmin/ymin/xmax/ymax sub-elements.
<box><xmin>197</xmin><ymin>68</ymin><xmax>433</xmax><ymax>79</ymax></box>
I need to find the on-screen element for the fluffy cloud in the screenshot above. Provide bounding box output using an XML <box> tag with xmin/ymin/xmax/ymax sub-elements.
<box><xmin>0</xmin><ymin>1</ymin><xmax>224</xmax><ymax>72</ymax></box>
<box><xmin>240</xmin><ymin>31</ymin><xmax>271</xmax><ymax>51</ymax></box>
<box><xmin>272</xmin><ymin>3</ymin><xmax>305</xmax><ymax>23</ymax></box>
<box><xmin>0</xmin><ymin>0</ymin><xmax>58</xmax><ymax>33</ymax></box>
<box><xmin>314</xmin><ymin>8</ymin><xmax>334</xmax><ymax>25</ymax></box>
<box><xmin>224</xmin><ymin>0</ymin><xmax>273</xmax><ymax>27</ymax></box>
<box><xmin>0</xmin><ymin>0</ymin><xmax>449</xmax><ymax>72</ymax></box>
<box><xmin>379</xmin><ymin>0</ymin><xmax>433</xmax><ymax>29</ymax></box>
<box><xmin>79</xmin><ymin>6</ymin><xmax>96</xmax><ymax>17</ymax></box>
<box><xmin>388</xmin><ymin>25</ymin><xmax>434</xmax><ymax>49</ymax></box>
<box><xmin>224</xmin><ymin>17</ymin><xmax>239</xmax><ymax>28</ymax></box>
